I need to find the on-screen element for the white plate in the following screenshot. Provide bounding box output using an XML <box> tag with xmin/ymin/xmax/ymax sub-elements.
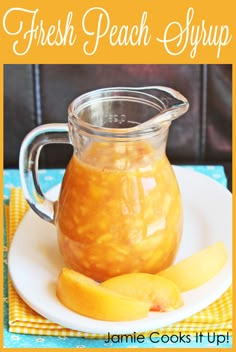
<box><xmin>8</xmin><ymin>166</ymin><xmax>232</xmax><ymax>335</ymax></box>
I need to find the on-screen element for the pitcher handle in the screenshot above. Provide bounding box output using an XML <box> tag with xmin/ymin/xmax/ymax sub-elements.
<box><xmin>19</xmin><ymin>123</ymin><xmax>71</xmax><ymax>223</ymax></box>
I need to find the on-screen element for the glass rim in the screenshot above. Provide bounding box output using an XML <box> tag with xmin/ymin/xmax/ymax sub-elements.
<box><xmin>68</xmin><ymin>86</ymin><xmax>187</xmax><ymax>139</ymax></box>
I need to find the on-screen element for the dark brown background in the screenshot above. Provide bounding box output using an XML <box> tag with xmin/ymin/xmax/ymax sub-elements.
<box><xmin>4</xmin><ymin>64</ymin><xmax>232</xmax><ymax>190</ymax></box>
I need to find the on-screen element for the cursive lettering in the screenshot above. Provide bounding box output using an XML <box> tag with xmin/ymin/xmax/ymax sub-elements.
<box><xmin>82</xmin><ymin>7</ymin><xmax>151</xmax><ymax>55</ymax></box>
<box><xmin>156</xmin><ymin>7</ymin><xmax>232</xmax><ymax>58</ymax></box>
<box><xmin>3</xmin><ymin>7</ymin><xmax>77</xmax><ymax>56</ymax></box>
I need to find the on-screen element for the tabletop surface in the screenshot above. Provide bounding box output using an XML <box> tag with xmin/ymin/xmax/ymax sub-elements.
<box><xmin>3</xmin><ymin>166</ymin><xmax>232</xmax><ymax>349</ymax></box>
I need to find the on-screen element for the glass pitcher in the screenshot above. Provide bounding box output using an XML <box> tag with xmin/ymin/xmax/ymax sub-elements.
<box><xmin>20</xmin><ymin>87</ymin><xmax>189</xmax><ymax>281</ymax></box>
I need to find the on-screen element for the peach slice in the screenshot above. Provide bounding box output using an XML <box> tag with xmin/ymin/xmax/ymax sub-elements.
<box><xmin>158</xmin><ymin>242</ymin><xmax>228</xmax><ymax>292</ymax></box>
<box><xmin>56</xmin><ymin>268</ymin><xmax>150</xmax><ymax>321</ymax></box>
<box><xmin>101</xmin><ymin>273</ymin><xmax>183</xmax><ymax>311</ymax></box>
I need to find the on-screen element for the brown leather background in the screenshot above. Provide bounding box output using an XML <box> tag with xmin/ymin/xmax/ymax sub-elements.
<box><xmin>4</xmin><ymin>64</ymin><xmax>232</xmax><ymax>189</ymax></box>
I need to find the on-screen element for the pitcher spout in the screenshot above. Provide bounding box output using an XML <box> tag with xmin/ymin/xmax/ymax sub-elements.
<box><xmin>132</xmin><ymin>86</ymin><xmax>189</xmax><ymax>129</ymax></box>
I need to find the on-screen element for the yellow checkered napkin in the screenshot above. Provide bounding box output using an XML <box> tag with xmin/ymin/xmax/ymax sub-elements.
<box><xmin>6</xmin><ymin>188</ymin><xmax>232</xmax><ymax>337</ymax></box>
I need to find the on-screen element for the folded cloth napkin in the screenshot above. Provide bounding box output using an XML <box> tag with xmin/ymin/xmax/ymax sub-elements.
<box><xmin>6</xmin><ymin>188</ymin><xmax>232</xmax><ymax>337</ymax></box>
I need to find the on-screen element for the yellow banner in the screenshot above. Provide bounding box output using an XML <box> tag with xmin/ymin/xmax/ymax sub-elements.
<box><xmin>0</xmin><ymin>0</ymin><xmax>235</xmax><ymax>63</ymax></box>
